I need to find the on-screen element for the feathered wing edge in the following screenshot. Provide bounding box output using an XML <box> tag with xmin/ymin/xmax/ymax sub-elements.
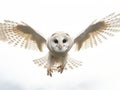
<box><xmin>0</xmin><ymin>20</ymin><xmax>46</xmax><ymax>51</ymax></box>
<box><xmin>74</xmin><ymin>13</ymin><xmax>120</xmax><ymax>50</ymax></box>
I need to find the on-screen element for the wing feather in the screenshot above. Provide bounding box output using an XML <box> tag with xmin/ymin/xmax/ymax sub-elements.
<box><xmin>0</xmin><ymin>20</ymin><xmax>46</xmax><ymax>51</ymax></box>
<box><xmin>74</xmin><ymin>13</ymin><xmax>120</xmax><ymax>50</ymax></box>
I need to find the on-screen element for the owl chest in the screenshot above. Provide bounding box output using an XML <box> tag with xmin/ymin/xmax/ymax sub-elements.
<box><xmin>52</xmin><ymin>56</ymin><xmax>64</xmax><ymax>63</ymax></box>
<box><xmin>49</xmin><ymin>53</ymin><xmax>67</xmax><ymax>64</ymax></box>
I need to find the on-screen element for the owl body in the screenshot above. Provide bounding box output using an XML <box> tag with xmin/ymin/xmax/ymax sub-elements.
<box><xmin>0</xmin><ymin>13</ymin><xmax>120</xmax><ymax>76</ymax></box>
<box><xmin>46</xmin><ymin>32</ymin><xmax>74</xmax><ymax>76</ymax></box>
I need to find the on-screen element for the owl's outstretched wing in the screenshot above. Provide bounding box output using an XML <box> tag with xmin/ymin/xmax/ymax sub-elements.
<box><xmin>0</xmin><ymin>20</ymin><xmax>46</xmax><ymax>51</ymax></box>
<box><xmin>74</xmin><ymin>13</ymin><xmax>120</xmax><ymax>50</ymax></box>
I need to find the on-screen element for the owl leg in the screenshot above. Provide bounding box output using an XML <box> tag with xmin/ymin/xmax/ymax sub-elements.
<box><xmin>57</xmin><ymin>56</ymin><xmax>67</xmax><ymax>73</ymax></box>
<box><xmin>57</xmin><ymin>64</ymin><xmax>65</xmax><ymax>73</ymax></box>
<box><xmin>47</xmin><ymin>53</ymin><xmax>54</xmax><ymax>77</ymax></box>
<box><xmin>47</xmin><ymin>67</ymin><xmax>53</xmax><ymax>77</ymax></box>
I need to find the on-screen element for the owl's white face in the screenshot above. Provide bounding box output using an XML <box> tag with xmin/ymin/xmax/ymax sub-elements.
<box><xmin>47</xmin><ymin>32</ymin><xmax>74</xmax><ymax>54</ymax></box>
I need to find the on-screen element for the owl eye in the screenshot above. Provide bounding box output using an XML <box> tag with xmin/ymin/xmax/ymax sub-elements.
<box><xmin>63</xmin><ymin>39</ymin><xmax>67</xmax><ymax>43</ymax></box>
<box><xmin>54</xmin><ymin>39</ymin><xmax>58</xmax><ymax>44</ymax></box>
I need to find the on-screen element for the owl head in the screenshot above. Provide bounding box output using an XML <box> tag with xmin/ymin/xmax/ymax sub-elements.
<box><xmin>47</xmin><ymin>32</ymin><xmax>74</xmax><ymax>55</ymax></box>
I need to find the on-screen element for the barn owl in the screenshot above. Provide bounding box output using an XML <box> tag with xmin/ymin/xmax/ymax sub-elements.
<box><xmin>0</xmin><ymin>13</ymin><xmax>120</xmax><ymax>76</ymax></box>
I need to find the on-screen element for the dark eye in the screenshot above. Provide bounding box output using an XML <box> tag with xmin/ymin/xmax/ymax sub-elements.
<box><xmin>54</xmin><ymin>39</ymin><xmax>58</xmax><ymax>43</ymax></box>
<box><xmin>63</xmin><ymin>39</ymin><xmax>67</xmax><ymax>43</ymax></box>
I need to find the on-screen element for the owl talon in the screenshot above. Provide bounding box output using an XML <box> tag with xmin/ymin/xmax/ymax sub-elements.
<box><xmin>47</xmin><ymin>67</ymin><xmax>53</xmax><ymax>77</ymax></box>
<box><xmin>57</xmin><ymin>65</ymin><xmax>64</xmax><ymax>73</ymax></box>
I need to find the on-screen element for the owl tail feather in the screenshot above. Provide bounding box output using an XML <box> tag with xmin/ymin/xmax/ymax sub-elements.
<box><xmin>65</xmin><ymin>57</ymin><xmax>82</xmax><ymax>70</ymax></box>
<box><xmin>33</xmin><ymin>56</ymin><xmax>82</xmax><ymax>70</ymax></box>
<box><xmin>33</xmin><ymin>56</ymin><xmax>48</xmax><ymax>68</ymax></box>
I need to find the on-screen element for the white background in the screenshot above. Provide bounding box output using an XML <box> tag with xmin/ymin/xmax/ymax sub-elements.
<box><xmin>0</xmin><ymin>0</ymin><xmax>120</xmax><ymax>90</ymax></box>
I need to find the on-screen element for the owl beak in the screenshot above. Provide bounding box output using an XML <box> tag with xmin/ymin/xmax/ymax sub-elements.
<box><xmin>58</xmin><ymin>45</ymin><xmax>62</xmax><ymax>50</ymax></box>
